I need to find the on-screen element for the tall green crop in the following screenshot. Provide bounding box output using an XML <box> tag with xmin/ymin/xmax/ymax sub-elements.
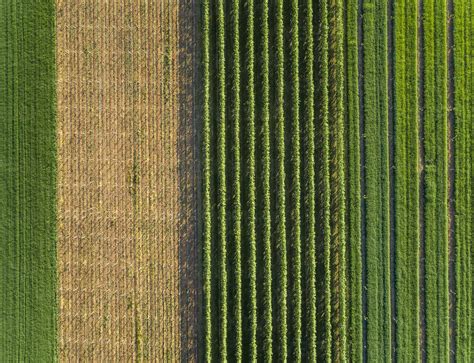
<box><xmin>275</xmin><ymin>0</ymin><xmax>288</xmax><ymax>360</ymax></box>
<box><xmin>231</xmin><ymin>0</ymin><xmax>242</xmax><ymax>360</ymax></box>
<box><xmin>245</xmin><ymin>0</ymin><xmax>258</xmax><ymax>360</ymax></box>
<box><xmin>314</xmin><ymin>0</ymin><xmax>332</xmax><ymax>359</ymax></box>
<box><xmin>201</xmin><ymin>0</ymin><xmax>212</xmax><ymax>360</ymax></box>
<box><xmin>289</xmin><ymin>0</ymin><xmax>302</xmax><ymax>361</ymax></box>
<box><xmin>328</xmin><ymin>0</ymin><xmax>347</xmax><ymax>359</ymax></box>
<box><xmin>260</xmin><ymin>0</ymin><xmax>273</xmax><ymax>360</ymax></box>
<box><xmin>216</xmin><ymin>0</ymin><xmax>228</xmax><ymax>360</ymax></box>
<box><xmin>344</xmin><ymin>0</ymin><xmax>362</xmax><ymax>361</ymax></box>
<box><xmin>302</xmin><ymin>0</ymin><xmax>316</xmax><ymax>360</ymax></box>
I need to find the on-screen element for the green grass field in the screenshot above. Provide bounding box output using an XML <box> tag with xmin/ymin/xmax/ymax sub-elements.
<box><xmin>0</xmin><ymin>1</ymin><xmax>57</xmax><ymax>361</ymax></box>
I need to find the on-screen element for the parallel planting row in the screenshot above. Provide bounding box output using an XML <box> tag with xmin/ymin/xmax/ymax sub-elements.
<box><xmin>202</xmin><ymin>0</ymin><xmax>346</xmax><ymax>360</ymax></box>
<box><xmin>201</xmin><ymin>0</ymin><xmax>473</xmax><ymax>361</ymax></box>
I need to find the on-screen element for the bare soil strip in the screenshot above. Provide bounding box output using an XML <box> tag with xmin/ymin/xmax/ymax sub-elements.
<box><xmin>56</xmin><ymin>1</ymin><xmax>196</xmax><ymax>360</ymax></box>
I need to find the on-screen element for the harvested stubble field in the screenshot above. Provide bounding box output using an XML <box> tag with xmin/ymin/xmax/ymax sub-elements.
<box><xmin>0</xmin><ymin>0</ymin><xmax>472</xmax><ymax>362</ymax></box>
<box><xmin>55</xmin><ymin>0</ymin><xmax>198</xmax><ymax>361</ymax></box>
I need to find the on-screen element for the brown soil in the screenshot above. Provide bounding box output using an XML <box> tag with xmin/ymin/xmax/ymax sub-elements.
<box><xmin>56</xmin><ymin>1</ymin><xmax>197</xmax><ymax>361</ymax></box>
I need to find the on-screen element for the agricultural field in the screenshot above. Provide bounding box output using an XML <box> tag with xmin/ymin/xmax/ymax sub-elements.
<box><xmin>55</xmin><ymin>0</ymin><xmax>198</xmax><ymax>361</ymax></box>
<box><xmin>0</xmin><ymin>0</ymin><xmax>472</xmax><ymax>361</ymax></box>
<box><xmin>202</xmin><ymin>0</ymin><xmax>473</xmax><ymax>361</ymax></box>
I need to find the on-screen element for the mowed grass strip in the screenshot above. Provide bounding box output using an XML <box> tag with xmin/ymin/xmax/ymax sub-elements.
<box><xmin>344</xmin><ymin>0</ymin><xmax>362</xmax><ymax>361</ymax></box>
<box><xmin>394</xmin><ymin>0</ymin><xmax>420</xmax><ymax>360</ymax></box>
<box><xmin>454</xmin><ymin>0</ymin><xmax>473</xmax><ymax>359</ymax></box>
<box><xmin>0</xmin><ymin>0</ymin><xmax>57</xmax><ymax>361</ymax></box>
<box><xmin>423</xmin><ymin>0</ymin><xmax>449</xmax><ymax>360</ymax></box>
<box><xmin>363</xmin><ymin>0</ymin><xmax>391</xmax><ymax>360</ymax></box>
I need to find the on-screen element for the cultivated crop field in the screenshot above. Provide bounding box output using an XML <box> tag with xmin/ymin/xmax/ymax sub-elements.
<box><xmin>0</xmin><ymin>0</ymin><xmax>472</xmax><ymax>361</ymax></box>
<box><xmin>201</xmin><ymin>0</ymin><xmax>472</xmax><ymax>361</ymax></box>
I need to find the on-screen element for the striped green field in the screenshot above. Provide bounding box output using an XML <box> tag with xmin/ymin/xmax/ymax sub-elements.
<box><xmin>201</xmin><ymin>0</ymin><xmax>472</xmax><ymax>361</ymax></box>
<box><xmin>454</xmin><ymin>0</ymin><xmax>473</xmax><ymax>360</ymax></box>
<box><xmin>423</xmin><ymin>0</ymin><xmax>449</xmax><ymax>360</ymax></box>
<box><xmin>0</xmin><ymin>1</ymin><xmax>57</xmax><ymax>361</ymax></box>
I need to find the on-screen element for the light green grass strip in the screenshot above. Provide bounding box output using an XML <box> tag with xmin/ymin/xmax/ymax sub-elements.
<box><xmin>344</xmin><ymin>0</ymin><xmax>362</xmax><ymax>361</ymax></box>
<box><xmin>363</xmin><ymin>0</ymin><xmax>391</xmax><ymax>360</ymax></box>
<box><xmin>275</xmin><ymin>0</ymin><xmax>288</xmax><ymax>360</ymax></box>
<box><xmin>230</xmin><ymin>0</ymin><xmax>242</xmax><ymax>360</ymax></box>
<box><xmin>394</xmin><ymin>0</ymin><xmax>420</xmax><ymax>360</ymax></box>
<box><xmin>454</xmin><ymin>0</ymin><xmax>473</xmax><ymax>359</ymax></box>
<box><xmin>216</xmin><ymin>0</ymin><xmax>228</xmax><ymax>360</ymax></box>
<box><xmin>0</xmin><ymin>1</ymin><xmax>57</xmax><ymax>361</ymax></box>
<box><xmin>302</xmin><ymin>0</ymin><xmax>316</xmax><ymax>360</ymax></box>
<box><xmin>423</xmin><ymin>0</ymin><xmax>449</xmax><ymax>360</ymax></box>
<box><xmin>245</xmin><ymin>0</ymin><xmax>258</xmax><ymax>360</ymax></box>
<box><xmin>201</xmin><ymin>0</ymin><xmax>212</xmax><ymax>360</ymax></box>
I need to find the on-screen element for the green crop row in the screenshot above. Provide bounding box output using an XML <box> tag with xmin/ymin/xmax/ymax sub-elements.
<box><xmin>344</xmin><ymin>0</ymin><xmax>362</xmax><ymax>361</ymax></box>
<box><xmin>454</xmin><ymin>0</ymin><xmax>473</xmax><ymax>359</ymax></box>
<box><xmin>423</xmin><ymin>0</ymin><xmax>449</xmax><ymax>360</ymax></box>
<box><xmin>363</xmin><ymin>0</ymin><xmax>391</xmax><ymax>360</ymax></box>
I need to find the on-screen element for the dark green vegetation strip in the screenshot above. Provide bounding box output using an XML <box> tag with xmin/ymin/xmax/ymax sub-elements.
<box><xmin>244</xmin><ymin>0</ymin><xmax>258</xmax><ymax>360</ymax></box>
<box><xmin>423</xmin><ymin>0</ymin><xmax>449</xmax><ymax>360</ymax></box>
<box><xmin>454</xmin><ymin>0</ymin><xmax>473</xmax><ymax>359</ymax></box>
<box><xmin>259</xmin><ymin>0</ymin><xmax>273</xmax><ymax>360</ymax></box>
<box><xmin>288</xmin><ymin>0</ymin><xmax>301</xmax><ymax>360</ymax></box>
<box><xmin>328</xmin><ymin>0</ymin><xmax>347</xmax><ymax>360</ymax></box>
<box><xmin>315</xmin><ymin>0</ymin><xmax>332</xmax><ymax>360</ymax></box>
<box><xmin>274</xmin><ymin>0</ymin><xmax>288</xmax><ymax>360</ymax></box>
<box><xmin>0</xmin><ymin>1</ymin><xmax>57</xmax><ymax>361</ymax></box>
<box><xmin>344</xmin><ymin>0</ymin><xmax>362</xmax><ymax>360</ymax></box>
<box><xmin>394</xmin><ymin>0</ymin><xmax>420</xmax><ymax>360</ymax></box>
<box><xmin>363</xmin><ymin>0</ymin><xmax>391</xmax><ymax>360</ymax></box>
<box><xmin>301</xmin><ymin>0</ymin><xmax>316</xmax><ymax>360</ymax></box>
